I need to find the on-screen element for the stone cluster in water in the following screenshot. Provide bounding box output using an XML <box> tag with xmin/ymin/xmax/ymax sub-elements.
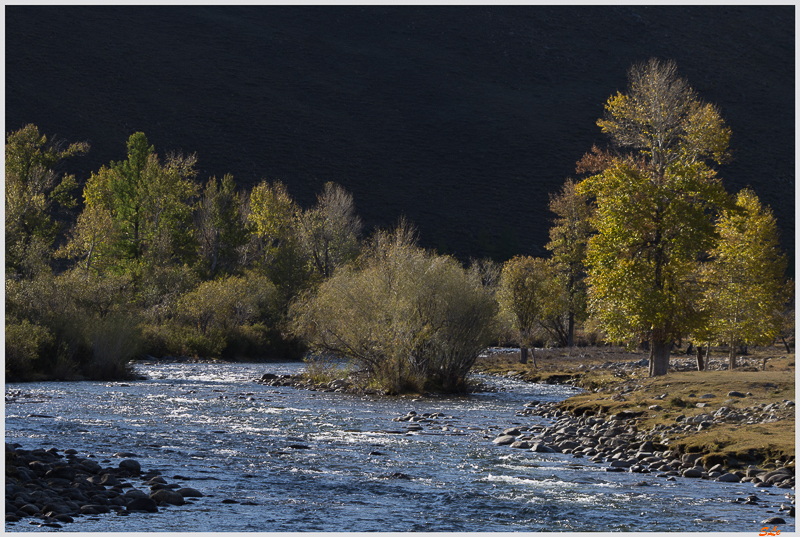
<box><xmin>254</xmin><ymin>372</ymin><xmax>497</xmax><ymax>395</ymax></box>
<box><xmin>491</xmin><ymin>400</ymin><xmax>795</xmax><ymax>524</ymax></box>
<box><xmin>5</xmin><ymin>444</ymin><xmax>204</xmax><ymax>529</ymax></box>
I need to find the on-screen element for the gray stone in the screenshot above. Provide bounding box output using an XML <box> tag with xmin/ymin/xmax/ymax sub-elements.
<box><xmin>123</xmin><ymin>489</ymin><xmax>149</xmax><ymax>500</ymax></box>
<box><xmin>717</xmin><ymin>473</ymin><xmax>741</xmax><ymax>483</ymax></box>
<box><xmin>126</xmin><ymin>497</ymin><xmax>158</xmax><ymax>512</ymax></box>
<box><xmin>150</xmin><ymin>489</ymin><xmax>185</xmax><ymax>506</ymax></box>
<box><xmin>762</xmin><ymin>517</ymin><xmax>786</xmax><ymax>525</ymax></box>
<box><xmin>177</xmin><ymin>487</ymin><xmax>203</xmax><ymax>498</ymax></box>
<box><xmin>119</xmin><ymin>459</ymin><xmax>141</xmax><ymax>474</ymax></box>
<box><xmin>727</xmin><ymin>391</ymin><xmax>746</xmax><ymax>397</ymax></box>
<box><xmin>492</xmin><ymin>435</ymin><xmax>516</xmax><ymax>446</ymax></box>
<box><xmin>530</xmin><ymin>443</ymin><xmax>555</xmax><ymax>453</ymax></box>
<box><xmin>682</xmin><ymin>468</ymin><xmax>703</xmax><ymax>478</ymax></box>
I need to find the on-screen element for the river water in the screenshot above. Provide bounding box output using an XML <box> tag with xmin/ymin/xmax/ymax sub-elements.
<box><xmin>5</xmin><ymin>362</ymin><xmax>794</xmax><ymax>532</ymax></box>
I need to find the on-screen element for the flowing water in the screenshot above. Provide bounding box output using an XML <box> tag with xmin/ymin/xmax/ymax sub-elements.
<box><xmin>5</xmin><ymin>362</ymin><xmax>794</xmax><ymax>532</ymax></box>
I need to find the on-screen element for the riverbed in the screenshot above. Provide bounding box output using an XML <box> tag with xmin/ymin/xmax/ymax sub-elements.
<box><xmin>5</xmin><ymin>362</ymin><xmax>794</xmax><ymax>532</ymax></box>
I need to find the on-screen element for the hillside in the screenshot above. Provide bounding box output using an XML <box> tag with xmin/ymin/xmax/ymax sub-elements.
<box><xmin>5</xmin><ymin>6</ymin><xmax>795</xmax><ymax>262</ymax></box>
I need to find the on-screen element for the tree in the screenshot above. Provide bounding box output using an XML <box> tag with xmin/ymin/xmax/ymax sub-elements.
<box><xmin>194</xmin><ymin>174</ymin><xmax>249</xmax><ymax>278</ymax></box>
<box><xmin>298</xmin><ymin>182</ymin><xmax>362</xmax><ymax>279</ymax></box>
<box><xmin>71</xmin><ymin>133</ymin><xmax>199</xmax><ymax>275</ymax></box>
<box><xmin>5</xmin><ymin>124</ymin><xmax>89</xmax><ymax>277</ymax></box>
<box><xmin>496</xmin><ymin>256</ymin><xmax>563</xmax><ymax>364</ymax></box>
<box><xmin>247</xmin><ymin>180</ymin><xmax>310</xmax><ymax>304</ymax></box>
<box><xmin>701</xmin><ymin>189</ymin><xmax>787</xmax><ymax>369</ymax></box>
<box><xmin>577</xmin><ymin>59</ymin><xmax>732</xmax><ymax>376</ymax></box>
<box><xmin>545</xmin><ymin>178</ymin><xmax>592</xmax><ymax>346</ymax></box>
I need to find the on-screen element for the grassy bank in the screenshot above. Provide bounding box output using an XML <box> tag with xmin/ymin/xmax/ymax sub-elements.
<box><xmin>474</xmin><ymin>346</ymin><xmax>795</xmax><ymax>468</ymax></box>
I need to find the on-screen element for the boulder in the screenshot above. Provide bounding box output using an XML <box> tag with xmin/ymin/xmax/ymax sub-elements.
<box><xmin>150</xmin><ymin>489</ymin><xmax>185</xmax><ymax>505</ymax></box>
<box><xmin>177</xmin><ymin>487</ymin><xmax>203</xmax><ymax>498</ymax></box>
<box><xmin>762</xmin><ymin>517</ymin><xmax>786</xmax><ymax>525</ymax></box>
<box><xmin>492</xmin><ymin>435</ymin><xmax>516</xmax><ymax>446</ymax></box>
<box><xmin>126</xmin><ymin>497</ymin><xmax>158</xmax><ymax>512</ymax></box>
<box><xmin>119</xmin><ymin>459</ymin><xmax>141</xmax><ymax>474</ymax></box>
<box><xmin>682</xmin><ymin>468</ymin><xmax>703</xmax><ymax>478</ymax></box>
<box><xmin>717</xmin><ymin>473</ymin><xmax>741</xmax><ymax>483</ymax></box>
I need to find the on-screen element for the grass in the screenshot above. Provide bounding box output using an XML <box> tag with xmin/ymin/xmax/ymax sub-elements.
<box><xmin>475</xmin><ymin>345</ymin><xmax>795</xmax><ymax>468</ymax></box>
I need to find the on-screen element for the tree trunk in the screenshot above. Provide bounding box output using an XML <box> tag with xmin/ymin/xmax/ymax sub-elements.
<box><xmin>695</xmin><ymin>346</ymin><xmax>704</xmax><ymax>371</ymax></box>
<box><xmin>531</xmin><ymin>347</ymin><xmax>536</xmax><ymax>369</ymax></box>
<box><xmin>520</xmin><ymin>346</ymin><xmax>528</xmax><ymax>365</ymax></box>
<box><xmin>781</xmin><ymin>336</ymin><xmax>791</xmax><ymax>353</ymax></box>
<box><xmin>728</xmin><ymin>338</ymin><xmax>736</xmax><ymax>371</ymax></box>
<box><xmin>567</xmin><ymin>312</ymin><xmax>575</xmax><ymax>348</ymax></box>
<box><xmin>650</xmin><ymin>337</ymin><xmax>671</xmax><ymax>376</ymax></box>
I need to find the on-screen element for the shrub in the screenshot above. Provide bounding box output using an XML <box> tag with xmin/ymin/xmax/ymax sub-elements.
<box><xmin>291</xmin><ymin>223</ymin><xmax>498</xmax><ymax>393</ymax></box>
<box><xmin>6</xmin><ymin>271</ymin><xmax>142</xmax><ymax>380</ymax></box>
<box><xmin>84</xmin><ymin>313</ymin><xmax>142</xmax><ymax>380</ymax></box>
<box><xmin>172</xmin><ymin>272</ymin><xmax>281</xmax><ymax>359</ymax></box>
<box><xmin>5</xmin><ymin>317</ymin><xmax>53</xmax><ymax>381</ymax></box>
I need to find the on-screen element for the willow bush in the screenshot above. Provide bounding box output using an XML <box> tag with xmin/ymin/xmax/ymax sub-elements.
<box><xmin>173</xmin><ymin>272</ymin><xmax>281</xmax><ymax>359</ymax></box>
<box><xmin>291</xmin><ymin>224</ymin><xmax>498</xmax><ymax>393</ymax></box>
<box><xmin>5</xmin><ymin>270</ymin><xmax>139</xmax><ymax>380</ymax></box>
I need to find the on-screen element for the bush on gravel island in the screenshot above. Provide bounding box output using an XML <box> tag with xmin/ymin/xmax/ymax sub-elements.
<box><xmin>290</xmin><ymin>222</ymin><xmax>498</xmax><ymax>394</ymax></box>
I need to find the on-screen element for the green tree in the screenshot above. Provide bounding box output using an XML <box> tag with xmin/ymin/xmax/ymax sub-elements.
<box><xmin>545</xmin><ymin>178</ymin><xmax>592</xmax><ymax>347</ymax></box>
<box><xmin>70</xmin><ymin>133</ymin><xmax>198</xmax><ymax>275</ymax></box>
<box><xmin>701</xmin><ymin>189</ymin><xmax>787</xmax><ymax>369</ymax></box>
<box><xmin>194</xmin><ymin>174</ymin><xmax>249</xmax><ymax>278</ymax></box>
<box><xmin>577</xmin><ymin>59</ymin><xmax>731</xmax><ymax>376</ymax></box>
<box><xmin>298</xmin><ymin>182</ymin><xmax>362</xmax><ymax>279</ymax></box>
<box><xmin>5</xmin><ymin>124</ymin><xmax>89</xmax><ymax>277</ymax></box>
<box><xmin>496</xmin><ymin>256</ymin><xmax>565</xmax><ymax>363</ymax></box>
<box><xmin>247</xmin><ymin>180</ymin><xmax>311</xmax><ymax>304</ymax></box>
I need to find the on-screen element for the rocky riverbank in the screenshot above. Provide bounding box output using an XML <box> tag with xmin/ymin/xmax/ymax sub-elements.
<box><xmin>253</xmin><ymin>352</ymin><xmax>795</xmax><ymax>526</ymax></box>
<box><xmin>5</xmin><ymin>444</ymin><xmax>204</xmax><ymax>529</ymax></box>
<box><xmin>385</xmin><ymin>401</ymin><xmax>795</xmax><ymax>526</ymax></box>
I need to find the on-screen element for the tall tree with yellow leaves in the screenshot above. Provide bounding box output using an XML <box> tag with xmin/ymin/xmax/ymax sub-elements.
<box><xmin>577</xmin><ymin>59</ymin><xmax>732</xmax><ymax>376</ymax></box>
<box><xmin>701</xmin><ymin>189</ymin><xmax>787</xmax><ymax>369</ymax></box>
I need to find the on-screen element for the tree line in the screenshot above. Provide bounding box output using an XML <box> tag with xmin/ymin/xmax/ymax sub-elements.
<box><xmin>5</xmin><ymin>58</ymin><xmax>791</xmax><ymax>389</ymax></box>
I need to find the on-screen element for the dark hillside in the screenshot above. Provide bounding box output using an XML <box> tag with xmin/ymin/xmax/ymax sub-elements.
<box><xmin>5</xmin><ymin>6</ymin><xmax>794</xmax><ymax>262</ymax></box>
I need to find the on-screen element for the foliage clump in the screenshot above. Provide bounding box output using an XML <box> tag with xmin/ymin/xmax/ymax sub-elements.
<box><xmin>291</xmin><ymin>222</ymin><xmax>498</xmax><ymax>393</ymax></box>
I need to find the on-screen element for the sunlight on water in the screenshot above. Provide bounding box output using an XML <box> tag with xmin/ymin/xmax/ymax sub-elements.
<box><xmin>4</xmin><ymin>362</ymin><xmax>795</xmax><ymax>533</ymax></box>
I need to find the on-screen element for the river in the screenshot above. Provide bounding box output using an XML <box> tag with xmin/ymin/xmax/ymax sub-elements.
<box><xmin>5</xmin><ymin>361</ymin><xmax>794</xmax><ymax>532</ymax></box>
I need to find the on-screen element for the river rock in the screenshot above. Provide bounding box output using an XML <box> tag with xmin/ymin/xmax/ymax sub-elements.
<box><xmin>119</xmin><ymin>459</ymin><xmax>141</xmax><ymax>474</ymax></box>
<box><xmin>762</xmin><ymin>517</ymin><xmax>786</xmax><ymax>525</ymax></box>
<box><xmin>126</xmin><ymin>497</ymin><xmax>158</xmax><ymax>512</ymax></box>
<box><xmin>682</xmin><ymin>468</ymin><xmax>703</xmax><ymax>478</ymax></box>
<box><xmin>492</xmin><ymin>435</ymin><xmax>517</xmax><ymax>446</ymax></box>
<box><xmin>717</xmin><ymin>473</ymin><xmax>741</xmax><ymax>483</ymax></box>
<box><xmin>150</xmin><ymin>489</ymin><xmax>185</xmax><ymax>505</ymax></box>
<box><xmin>530</xmin><ymin>443</ymin><xmax>555</xmax><ymax>453</ymax></box>
<box><xmin>124</xmin><ymin>489</ymin><xmax>149</xmax><ymax>500</ymax></box>
<box><xmin>177</xmin><ymin>487</ymin><xmax>203</xmax><ymax>498</ymax></box>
